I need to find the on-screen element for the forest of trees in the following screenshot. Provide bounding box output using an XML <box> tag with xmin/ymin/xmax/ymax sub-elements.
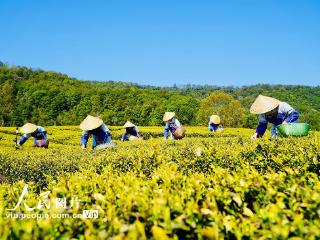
<box><xmin>0</xmin><ymin>64</ymin><xmax>319</xmax><ymax>130</ymax></box>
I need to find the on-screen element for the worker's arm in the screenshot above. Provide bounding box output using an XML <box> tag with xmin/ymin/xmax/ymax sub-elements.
<box><xmin>101</xmin><ymin>124</ymin><xmax>111</xmax><ymax>136</ymax></box>
<box><xmin>208</xmin><ymin>121</ymin><xmax>213</xmax><ymax>132</ymax></box>
<box><xmin>253</xmin><ymin>114</ymin><xmax>268</xmax><ymax>138</ymax></box>
<box><xmin>134</xmin><ymin>126</ymin><xmax>141</xmax><ymax>137</ymax></box>
<box><xmin>284</xmin><ymin>110</ymin><xmax>299</xmax><ymax>124</ymax></box>
<box><xmin>164</xmin><ymin>122</ymin><xmax>169</xmax><ymax>139</ymax></box>
<box><xmin>18</xmin><ymin>133</ymin><xmax>31</xmax><ymax>146</ymax></box>
<box><xmin>121</xmin><ymin>132</ymin><xmax>127</xmax><ymax>141</ymax></box>
<box><xmin>81</xmin><ymin>131</ymin><xmax>89</xmax><ymax>149</ymax></box>
<box><xmin>278</xmin><ymin>102</ymin><xmax>299</xmax><ymax>124</ymax></box>
<box><xmin>174</xmin><ymin>119</ymin><xmax>181</xmax><ymax>128</ymax></box>
<box><xmin>39</xmin><ymin>127</ymin><xmax>48</xmax><ymax>140</ymax></box>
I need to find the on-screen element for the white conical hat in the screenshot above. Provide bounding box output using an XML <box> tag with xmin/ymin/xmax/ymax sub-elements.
<box><xmin>123</xmin><ymin>121</ymin><xmax>135</xmax><ymax>128</ymax></box>
<box><xmin>80</xmin><ymin>115</ymin><xmax>103</xmax><ymax>131</ymax></box>
<box><xmin>210</xmin><ymin>115</ymin><xmax>221</xmax><ymax>124</ymax></box>
<box><xmin>20</xmin><ymin>123</ymin><xmax>38</xmax><ymax>134</ymax></box>
<box><xmin>163</xmin><ymin>112</ymin><xmax>175</xmax><ymax>121</ymax></box>
<box><xmin>250</xmin><ymin>95</ymin><xmax>281</xmax><ymax>114</ymax></box>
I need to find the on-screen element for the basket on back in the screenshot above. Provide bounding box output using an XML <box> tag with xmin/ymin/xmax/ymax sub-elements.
<box><xmin>172</xmin><ymin>127</ymin><xmax>187</xmax><ymax>139</ymax></box>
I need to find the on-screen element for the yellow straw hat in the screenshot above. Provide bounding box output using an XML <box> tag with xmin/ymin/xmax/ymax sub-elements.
<box><xmin>210</xmin><ymin>115</ymin><xmax>221</xmax><ymax>124</ymax></box>
<box><xmin>80</xmin><ymin>115</ymin><xmax>104</xmax><ymax>131</ymax></box>
<box><xmin>20</xmin><ymin>123</ymin><xmax>38</xmax><ymax>134</ymax></box>
<box><xmin>163</xmin><ymin>112</ymin><xmax>175</xmax><ymax>121</ymax></box>
<box><xmin>123</xmin><ymin>121</ymin><xmax>135</xmax><ymax>128</ymax></box>
<box><xmin>250</xmin><ymin>95</ymin><xmax>281</xmax><ymax>114</ymax></box>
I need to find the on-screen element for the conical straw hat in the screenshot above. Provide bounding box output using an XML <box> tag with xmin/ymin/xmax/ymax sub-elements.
<box><xmin>210</xmin><ymin>115</ymin><xmax>221</xmax><ymax>124</ymax></box>
<box><xmin>80</xmin><ymin>115</ymin><xmax>103</xmax><ymax>131</ymax></box>
<box><xmin>250</xmin><ymin>95</ymin><xmax>281</xmax><ymax>114</ymax></box>
<box><xmin>163</xmin><ymin>112</ymin><xmax>175</xmax><ymax>121</ymax></box>
<box><xmin>20</xmin><ymin>123</ymin><xmax>38</xmax><ymax>134</ymax></box>
<box><xmin>123</xmin><ymin>121</ymin><xmax>135</xmax><ymax>128</ymax></box>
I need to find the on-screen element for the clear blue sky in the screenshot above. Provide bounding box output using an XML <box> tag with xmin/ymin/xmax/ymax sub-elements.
<box><xmin>1</xmin><ymin>0</ymin><xmax>319</xmax><ymax>86</ymax></box>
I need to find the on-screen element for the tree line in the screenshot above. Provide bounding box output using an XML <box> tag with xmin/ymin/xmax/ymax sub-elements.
<box><xmin>0</xmin><ymin>64</ymin><xmax>319</xmax><ymax>130</ymax></box>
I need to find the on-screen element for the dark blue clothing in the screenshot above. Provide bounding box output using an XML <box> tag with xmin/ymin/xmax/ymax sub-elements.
<box><xmin>164</xmin><ymin>118</ymin><xmax>181</xmax><ymax>139</ymax></box>
<box><xmin>19</xmin><ymin>126</ymin><xmax>47</xmax><ymax>145</ymax></box>
<box><xmin>81</xmin><ymin>124</ymin><xmax>111</xmax><ymax>149</ymax></box>
<box><xmin>121</xmin><ymin>127</ymin><xmax>140</xmax><ymax>141</ymax></box>
<box><xmin>208</xmin><ymin>122</ymin><xmax>220</xmax><ymax>132</ymax></box>
<box><xmin>256</xmin><ymin>102</ymin><xmax>299</xmax><ymax>137</ymax></box>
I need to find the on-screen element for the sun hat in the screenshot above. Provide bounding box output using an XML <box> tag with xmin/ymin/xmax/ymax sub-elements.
<box><xmin>210</xmin><ymin>115</ymin><xmax>221</xmax><ymax>124</ymax></box>
<box><xmin>163</xmin><ymin>112</ymin><xmax>175</xmax><ymax>121</ymax></box>
<box><xmin>250</xmin><ymin>95</ymin><xmax>281</xmax><ymax>114</ymax></box>
<box><xmin>80</xmin><ymin>115</ymin><xmax>104</xmax><ymax>131</ymax></box>
<box><xmin>20</xmin><ymin>123</ymin><xmax>38</xmax><ymax>134</ymax></box>
<box><xmin>123</xmin><ymin>121</ymin><xmax>135</xmax><ymax>128</ymax></box>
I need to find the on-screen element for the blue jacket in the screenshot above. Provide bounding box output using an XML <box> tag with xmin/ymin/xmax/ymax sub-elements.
<box><xmin>121</xmin><ymin>126</ymin><xmax>140</xmax><ymax>141</ymax></box>
<box><xmin>256</xmin><ymin>102</ymin><xmax>299</xmax><ymax>137</ymax></box>
<box><xmin>19</xmin><ymin>126</ymin><xmax>47</xmax><ymax>145</ymax></box>
<box><xmin>164</xmin><ymin>118</ymin><xmax>181</xmax><ymax>139</ymax></box>
<box><xmin>208</xmin><ymin>121</ymin><xmax>221</xmax><ymax>132</ymax></box>
<box><xmin>81</xmin><ymin>124</ymin><xmax>111</xmax><ymax>148</ymax></box>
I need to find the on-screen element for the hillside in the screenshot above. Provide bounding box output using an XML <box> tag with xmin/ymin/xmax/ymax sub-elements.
<box><xmin>0</xmin><ymin>65</ymin><xmax>319</xmax><ymax>129</ymax></box>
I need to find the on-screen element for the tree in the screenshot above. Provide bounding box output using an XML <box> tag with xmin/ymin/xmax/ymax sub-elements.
<box><xmin>165</xmin><ymin>95</ymin><xmax>199</xmax><ymax>125</ymax></box>
<box><xmin>0</xmin><ymin>82</ymin><xmax>15</xmax><ymax>125</ymax></box>
<box><xmin>300</xmin><ymin>109</ymin><xmax>320</xmax><ymax>131</ymax></box>
<box><xmin>196</xmin><ymin>91</ymin><xmax>245</xmax><ymax>127</ymax></box>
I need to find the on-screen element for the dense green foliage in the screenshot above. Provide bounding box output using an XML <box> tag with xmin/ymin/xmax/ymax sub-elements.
<box><xmin>0</xmin><ymin>127</ymin><xmax>319</xmax><ymax>239</ymax></box>
<box><xmin>0</xmin><ymin>65</ymin><xmax>319</xmax><ymax>130</ymax></box>
<box><xmin>196</xmin><ymin>91</ymin><xmax>245</xmax><ymax>127</ymax></box>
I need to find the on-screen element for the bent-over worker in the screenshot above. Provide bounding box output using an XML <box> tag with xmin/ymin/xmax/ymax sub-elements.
<box><xmin>121</xmin><ymin>121</ymin><xmax>142</xmax><ymax>141</ymax></box>
<box><xmin>163</xmin><ymin>112</ymin><xmax>186</xmax><ymax>140</ymax></box>
<box><xmin>80</xmin><ymin>115</ymin><xmax>112</xmax><ymax>149</ymax></box>
<box><xmin>18</xmin><ymin>123</ymin><xmax>49</xmax><ymax>148</ymax></box>
<box><xmin>250</xmin><ymin>95</ymin><xmax>299</xmax><ymax>138</ymax></box>
<box><xmin>208</xmin><ymin>115</ymin><xmax>223</xmax><ymax>132</ymax></box>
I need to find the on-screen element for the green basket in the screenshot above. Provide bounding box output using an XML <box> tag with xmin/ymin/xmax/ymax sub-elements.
<box><xmin>277</xmin><ymin>123</ymin><xmax>310</xmax><ymax>137</ymax></box>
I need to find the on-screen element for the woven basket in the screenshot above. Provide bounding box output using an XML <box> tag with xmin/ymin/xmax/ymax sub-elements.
<box><xmin>277</xmin><ymin>123</ymin><xmax>310</xmax><ymax>137</ymax></box>
<box><xmin>35</xmin><ymin>140</ymin><xmax>49</xmax><ymax>148</ymax></box>
<box><xmin>128</xmin><ymin>136</ymin><xmax>143</xmax><ymax>141</ymax></box>
<box><xmin>172</xmin><ymin>127</ymin><xmax>186</xmax><ymax>139</ymax></box>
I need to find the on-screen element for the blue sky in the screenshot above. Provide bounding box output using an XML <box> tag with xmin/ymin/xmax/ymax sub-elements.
<box><xmin>1</xmin><ymin>0</ymin><xmax>319</xmax><ymax>86</ymax></box>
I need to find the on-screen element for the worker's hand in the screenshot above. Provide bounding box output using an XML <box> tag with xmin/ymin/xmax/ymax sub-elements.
<box><xmin>81</xmin><ymin>144</ymin><xmax>86</xmax><ymax>150</ymax></box>
<box><xmin>282</xmin><ymin>121</ymin><xmax>288</xmax><ymax>124</ymax></box>
<box><xmin>251</xmin><ymin>132</ymin><xmax>258</xmax><ymax>139</ymax></box>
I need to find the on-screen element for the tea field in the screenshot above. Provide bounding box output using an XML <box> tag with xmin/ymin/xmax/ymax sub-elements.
<box><xmin>0</xmin><ymin>126</ymin><xmax>319</xmax><ymax>239</ymax></box>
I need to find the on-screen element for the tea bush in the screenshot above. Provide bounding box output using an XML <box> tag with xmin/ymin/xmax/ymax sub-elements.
<box><xmin>0</xmin><ymin>126</ymin><xmax>319</xmax><ymax>239</ymax></box>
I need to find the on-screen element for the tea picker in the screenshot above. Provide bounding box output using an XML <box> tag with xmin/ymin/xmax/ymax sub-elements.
<box><xmin>250</xmin><ymin>95</ymin><xmax>301</xmax><ymax>139</ymax></box>
<box><xmin>17</xmin><ymin>123</ymin><xmax>49</xmax><ymax>148</ymax></box>
<box><xmin>121</xmin><ymin>121</ymin><xmax>143</xmax><ymax>141</ymax></box>
<box><xmin>163</xmin><ymin>112</ymin><xmax>186</xmax><ymax>140</ymax></box>
<box><xmin>208</xmin><ymin>115</ymin><xmax>223</xmax><ymax>133</ymax></box>
<box><xmin>80</xmin><ymin>115</ymin><xmax>114</xmax><ymax>150</ymax></box>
